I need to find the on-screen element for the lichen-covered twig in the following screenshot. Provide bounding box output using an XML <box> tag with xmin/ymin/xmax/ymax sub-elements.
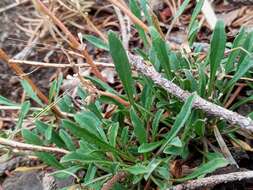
<box><xmin>169</xmin><ymin>171</ymin><xmax>253</xmax><ymax>190</ymax></box>
<box><xmin>128</xmin><ymin>53</ymin><xmax>253</xmax><ymax>132</ymax></box>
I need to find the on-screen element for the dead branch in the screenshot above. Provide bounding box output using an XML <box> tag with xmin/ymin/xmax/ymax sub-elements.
<box><xmin>0</xmin><ymin>137</ymin><xmax>69</xmax><ymax>154</ymax></box>
<box><xmin>127</xmin><ymin>53</ymin><xmax>253</xmax><ymax>132</ymax></box>
<box><xmin>169</xmin><ymin>170</ymin><xmax>253</xmax><ymax>190</ymax></box>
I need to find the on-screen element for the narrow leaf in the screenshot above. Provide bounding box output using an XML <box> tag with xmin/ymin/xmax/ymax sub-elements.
<box><xmin>108</xmin><ymin>32</ymin><xmax>135</xmax><ymax>104</ymax></box>
<box><xmin>20</xmin><ymin>80</ymin><xmax>43</xmax><ymax>106</ymax></box>
<box><xmin>138</xmin><ymin>141</ymin><xmax>162</xmax><ymax>153</ymax></box>
<box><xmin>176</xmin><ymin>158</ymin><xmax>229</xmax><ymax>182</ymax></box>
<box><xmin>225</xmin><ymin>55</ymin><xmax>253</xmax><ymax>92</ymax></box>
<box><xmin>161</xmin><ymin>94</ymin><xmax>195</xmax><ymax>152</ymax></box>
<box><xmin>126</xmin><ymin>164</ymin><xmax>148</xmax><ymax>175</ymax></box>
<box><xmin>208</xmin><ymin>20</ymin><xmax>226</xmax><ymax>94</ymax></box>
<box><xmin>62</xmin><ymin>120</ymin><xmax>133</xmax><ymax>161</ymax></box>
<box><xmin>150</xmin><ymin>27</ymin><xmax>172</xmax><ymax>79</ymax></box>
<box><xmin>0</xmin><ymin>95</ymin><xmax>17</xmax><ymax>106</ymax></box>
<box><xmin>108</xmin><ymin>123</ymin><xmax>119</xmax><ymax>147</ymax></box>
<box><xmin>16</xmin><ymin>101</ymin><xmax>30</xmax><ymax>129</ymax></box>
<box><xmin>225</xmin><ymin>28</ymin><xmax>246</xmax><ymax>73</ymax></box>
<box><xmin>84</xmin><ymin>35</ymin><xmax>109</xmax><ymax>51</ymax></box>
<box><xmin>59</xmin><ymin>129</ymin><xmax>76</xmax><ymax>151</ymax></box>
<box><xmin>130</xmin><ymin>108</ymin><xmax>147</xmax><ymax>144</ymax></box>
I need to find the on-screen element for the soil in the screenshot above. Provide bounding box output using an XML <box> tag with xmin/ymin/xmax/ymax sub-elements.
<box><xmin>0</xmin><ymin>0</ymin><xmax>55</xmax><ymax>102</ymax></box>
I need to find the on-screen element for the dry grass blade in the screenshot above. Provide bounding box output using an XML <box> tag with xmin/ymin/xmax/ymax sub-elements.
<box><xmin>106</xmin><ymin>0</ymin><xmax>149</xmax><ymax>32</ymax></box>
<box><xmin>10</xmin><ymin>59</ymin><xmax>115</xmax><ymax>68</ymax></box>
<box><xmin>31</xmin><ymin>0</ymin><xmax>105</xmax><ymax>82</ymax></box>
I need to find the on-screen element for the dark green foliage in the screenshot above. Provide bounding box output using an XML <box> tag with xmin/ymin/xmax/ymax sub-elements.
<box><xmin>2</xmin><ymin>2</ymin><xmax>253</xmax><ymax>190</ymax></box>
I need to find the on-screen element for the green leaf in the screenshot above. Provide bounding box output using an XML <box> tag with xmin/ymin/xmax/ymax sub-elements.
<box><xmin>61</xmin><ymin>152</ymin><xmax>115</xmax><ymax>165</ymax></box>
<box><xmin>84</xmin><ymin>164</ymin><xmax>97</xmax><ymax>183</ymax></box>
<box><xmin>59</xmin><ymin>129</ymin><xmax>76</xmax><ymax>151</ymax></box>
<box><xmin>108</xmin><ymin>32</ymin><xmax>135</xmax><ymax>104</ymax></box>
<box><xmin>174</xmin><ymin>0</ymin><xmax>191</xmax><ymax>20</ymax></box>
<box><xmin>45</xmin><ymin>126</ymin><xmax>53</xmax><ymax>141</ymax></box>
<box><xmin>224</xmin><ymin>55</ymin><xmax>253</xmax><ymax>92</ymax></box>
<box><xmin>57</xmin><ymin>95</ymin><xmax>75</xmax><ymax>113</ymax></box>
<box><xmin>225</xmin><ymin>28</ymin><xmax>246</xmax><ymax>73</ymax></box>
<box><xmin>188</xmin><ymin>0</ymin><xmax>204</xmax><ymax>44</ymax></box>
<box><xmin>238</xmin><ymin>31</ymin><xmax>253</xmax><ymax>65</ymax></box>
<box><xmin>35</xmin><ymin>121</ymin><xmax>65</xmax><ymax>148</ymax></box>
<box><xmin>108</xmin><ymin>123</ymin><xmax>119</xmax><ymax>147</ymax></box>
<box><xmin>208</xmin><ymin>20</ymin><xmax>226</xmax><ymax>95</ymax></box>
<box><xmin>161</xmin><ymin>94</ymin><xmax>195</xmax><ymax>152</ymax></box>
<box><xmin>198</xmin><ymin>63</ymin><xmax>207</xmax><ymax>97</ymax></box>
<box><xmin>130</xmin><ymin>108</ymin><xmax>147</xmax><ymax>144</ymax></box>
<box><xmin>193</xmin><ymin>119</ymin><xmax>205</xmax><ymax>137</ymax></box>
<box><xmin>36</xmin><ymin>152</ymin><xmax>63</xmax><ymax>169</ymax></box>
<box><xmin>150</xmin><ymin>27</ymin><xmax>172</xmax><ymax>79</ymax></box>
<box><xmin>130</xmin><ymin>0</ymin><xmax>148</xmax><ymax>48</ymax></box>
<box><xmin>163</xmin><ymin>146</ymin><xmax>183</xmax><ymax>155</ymax></box>
<box><xmin>86</xmin><ymin>76</ymin><xmax>118</xmax><ymax>94</ymax></box>
<box><xmin>16</xmin><ymin>101</ymin><xmax>30</xmax><ymax>129</ymax></box>
<box><xmin>74</xmin><ymin>111</ymin><xmax>107</xmax><ymax>142</ymax></box>
<box><xmin>20</xmin><ymin>80</ymin><xmax>43</xmax><ymax>106</ymax></box>
<box><xmin>230</xmin><ymin>95</ymin><xmax>253</xmax><ymax>110</ymax></box>
<box><xmin>52</xmin><ymin>166</ymin><xmax>82</xmax><ymax>179</ymax></box>
<box><xmin>62</xmin><ymin>120</ymin><xmax>133</xmax><ymax>161</ymax></box>
<box><xmin>167</xmin><ymin>0</ymin><xmax>191</xmax><ymax>35</ymax></box>
<box><xmin>83</xmin><ymin>35</ymin><xmax>109</xmax><ymax>51</ymax></box>
<box><xmin>140</xmin><ymin>0</ymin><xmax>152</xmax><ymax>25</ymax></box>
<box><xmin>120</xmin><ymin>126</ymin><xmax>129</xmax><ymax>146</ymax></box>
<box><xmin>22</xmin><ymin>129</ymin><xmax>63</xmax><ymax>169</ymax></box>
<box><xmin>170</xmin><ymin>136</ymin><xmax>182</xmax><ymax>147</ymax></box>
<box><xmin>49</xmin><ymin>80</ymin><xmax>57</xmax><ymax>103</ymax></box>
<box><xmin>189</xmin><ymin>0</ymin><xmax>204</xmax><ymax>30</ymax></box>
<box><xmin>138</xmin><ymin>141</ymin><xmax>162</xmax><ymax>153</ymax></box>
<box><xmin>144</xmin><ymin>159</ymin><xmax>162</xmax><ymax>180</ymax></box>
<box><xmin>152</xmin><ymin>109</ymin><xmax>164</xmax><ymax>141</ymax></box>
<box><xmin>49</xmin><ymin>74</ymin><xmax>63</xmax><ymax>103</ymax></box>
<box><xmin>176</xmin><ymin>158</ymin><xmax>229</xmax><ymax>182</ymax></box>
<box><xmin>22</xmin><ymin>129</ymin><xmax>43</xmax><ymax>145</ymax></box>
<box><xmin>126</xmin><ymin>164</ymin><xmax>149</xmax><ymax>175</ymax></box>
<box><xmin>0</xmin><ymin>95</ymin><xmax>17</xmax><ymax>106</ymax></box>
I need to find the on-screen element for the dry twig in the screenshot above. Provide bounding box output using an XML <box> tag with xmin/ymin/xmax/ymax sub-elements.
<box><xmin>170</xmin><ymin>170</ymin><xmax>253</xmax><ymax>190</ymax></box>
<box><xmin>0</xmin><ymin>137</ymin><xmax>69</xmax><ymax>154</ymax></box>
<box><xmin>128</xmin><ymin>53</ymin><xmax>253</xmax><ymax>131</ymax></box>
